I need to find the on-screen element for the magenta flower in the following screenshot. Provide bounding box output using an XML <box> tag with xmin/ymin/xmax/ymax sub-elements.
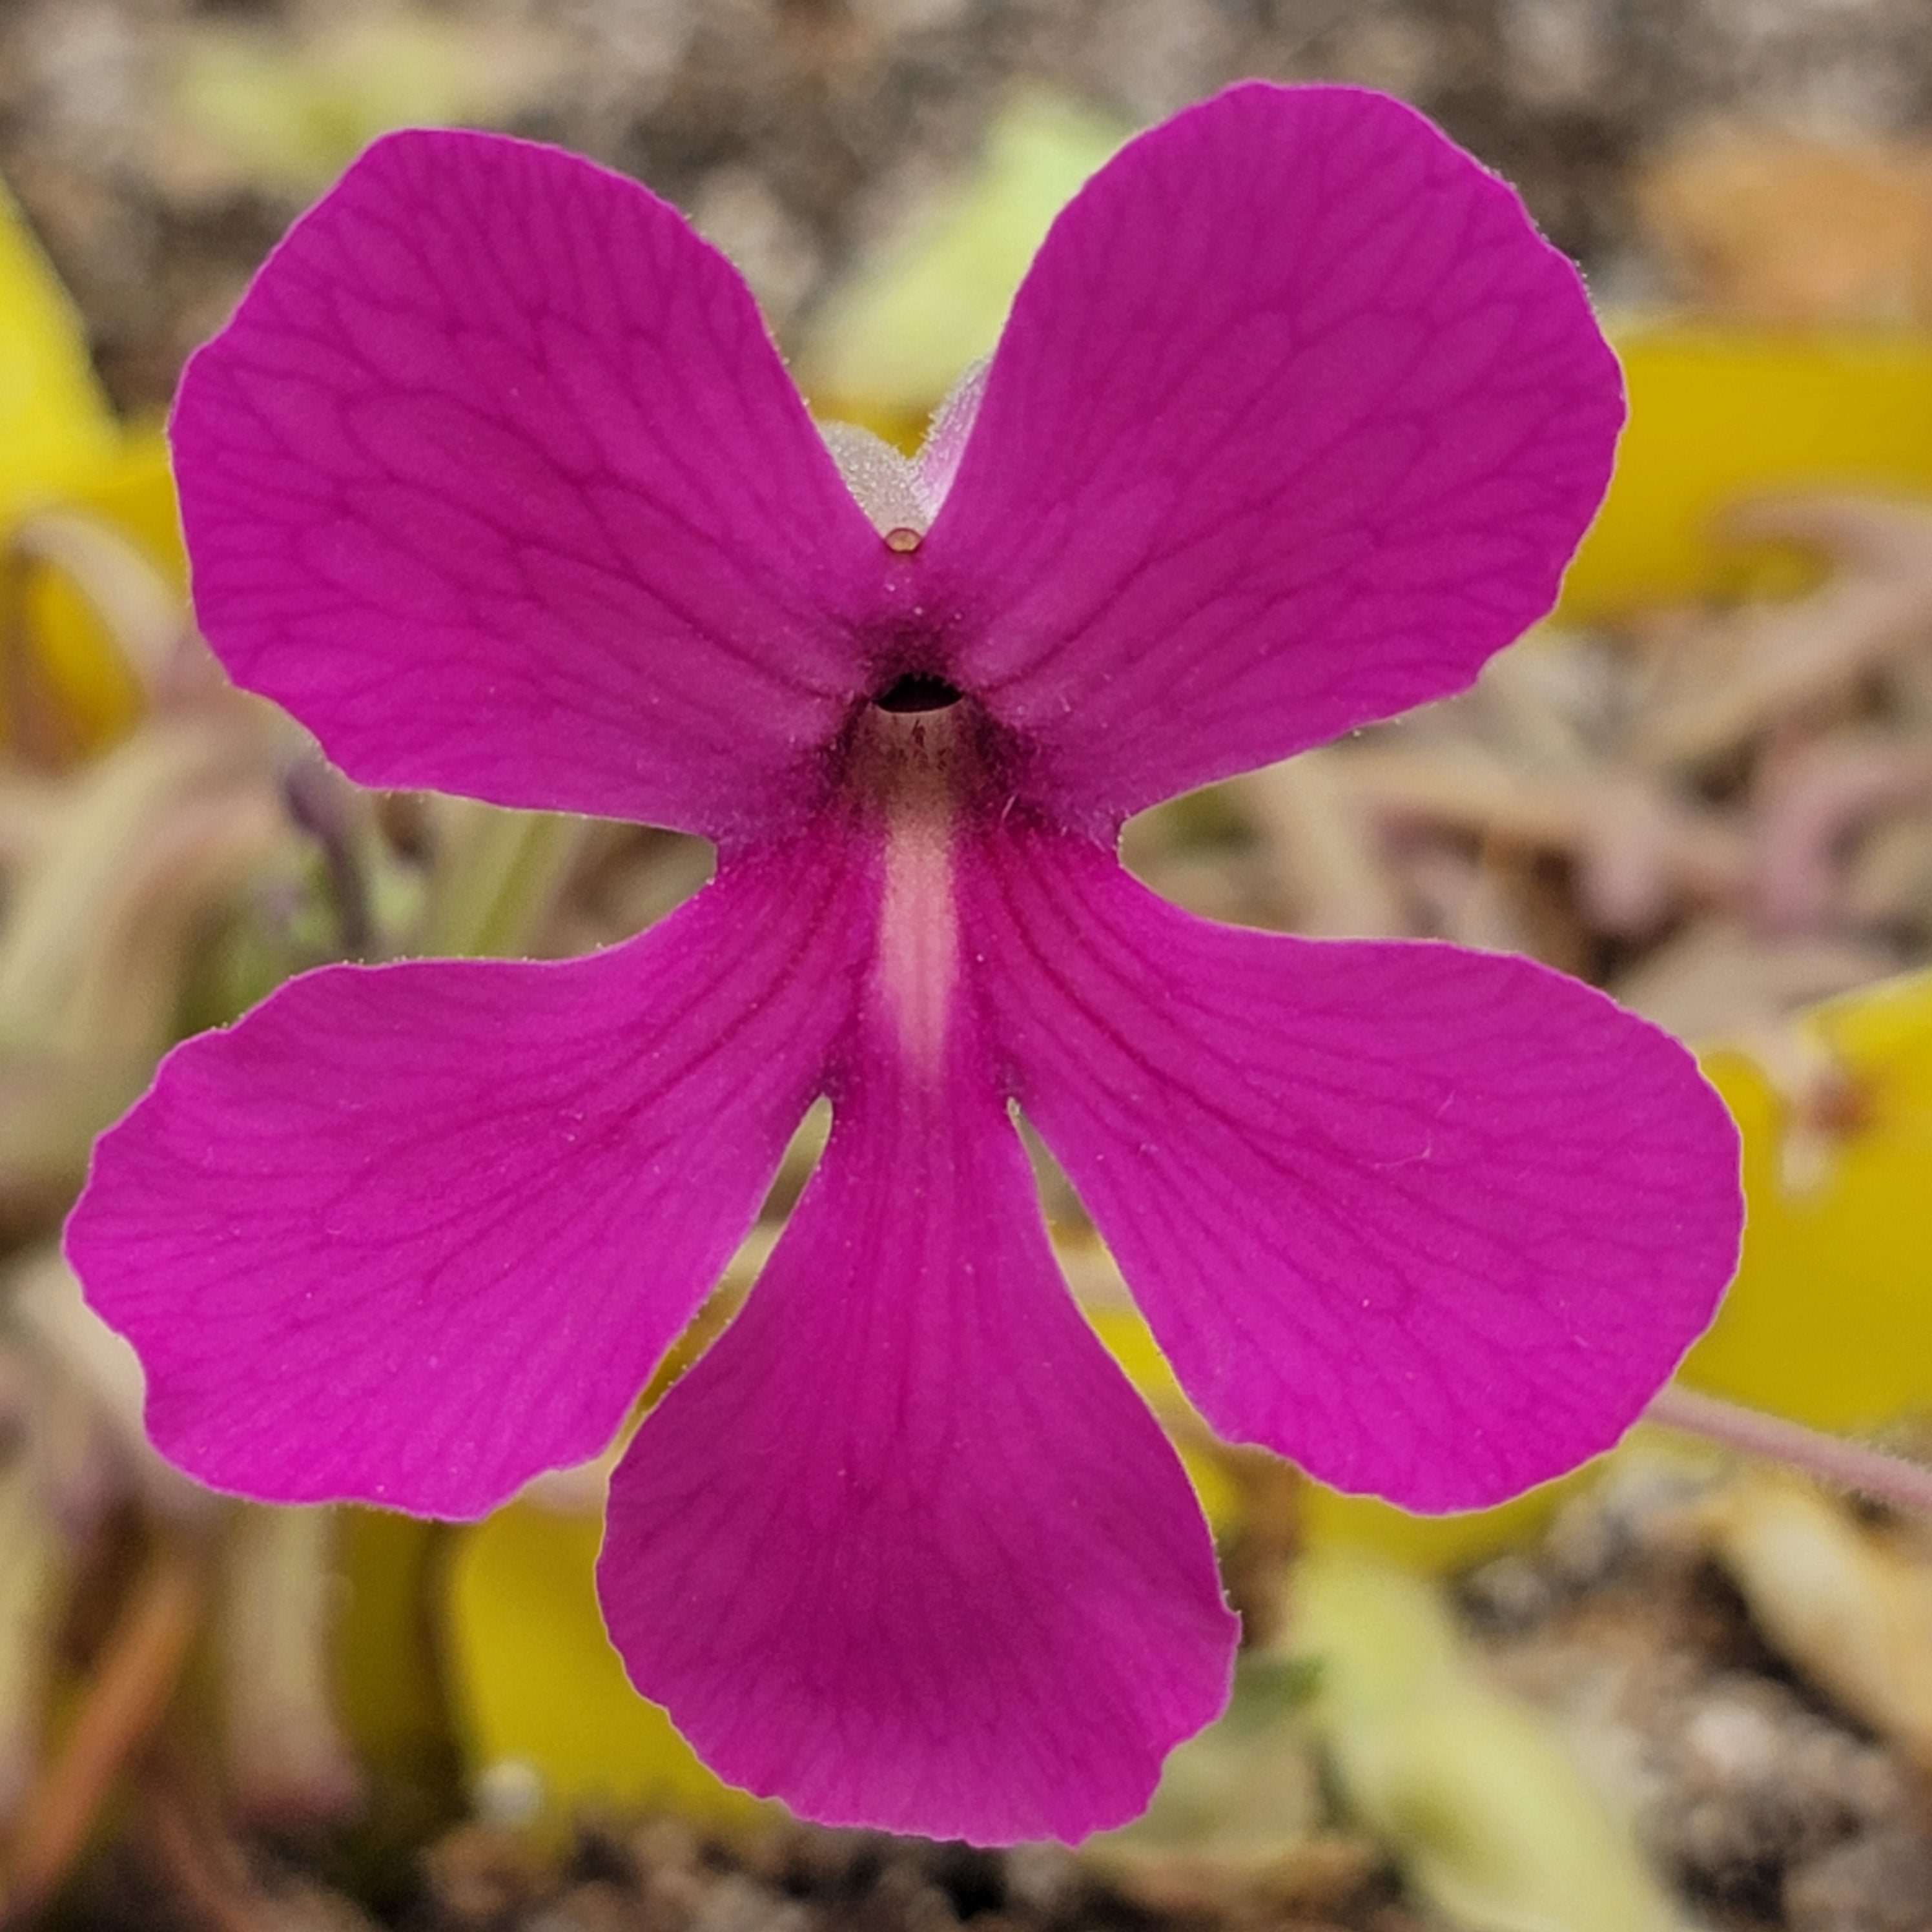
<box><xmin>67</xmin><ymin>84</ymin><xmax>1742</xmax><ymax>1844</ymax></box>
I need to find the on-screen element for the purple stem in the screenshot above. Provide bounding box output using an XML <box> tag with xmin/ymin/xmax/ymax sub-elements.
<box><xmin>1646</xmin><ymin>1382</ymin><xmax>1932</xmax><ymax>1516</ymax></box>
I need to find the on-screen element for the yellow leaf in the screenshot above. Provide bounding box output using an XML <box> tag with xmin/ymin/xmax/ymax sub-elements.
<box><xmin>1561</xmin><ymin>328</ymin><xmax>1932</xmax><ymax>621</ymax></box>
<box><xmin>1298</xmin><ymin>1476</ymin><xmax>1590</xmax><ymax>1573</ymax></box>
<box><xmin>1680</xmin><ymin>969</ymin><xmax>1932</xmax><ymax>1431</ymax></box>
<box><xmin>17</xmin><ymin>434</ymin><xmax>184</xmax><ymax>747</ymax></box>
<box><xmin>0</xmin><ymin>178</ymin><xmax>116</xmax><ymax>519</ymax></box>
<box><xmin>63</xmin><ymin>429</ymin><xmax>188</xmax><ymax>591</ymax></box>
<box><xmin>446</xmin><ymin>1501</ymin><xmax>770</xmax><ymax>1830</ymax></box>
<box><xmin>1081</xmin><ymin>1299</ymin><xmax>1242</xmax><ymax>1530</ymax></box>
<box><xmin>0</xmin><ymin>181</ymin><xmax>186</xmax><ymax>752</ymax></box>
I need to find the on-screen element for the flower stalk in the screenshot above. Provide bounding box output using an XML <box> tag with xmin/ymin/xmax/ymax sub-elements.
<box><xmin>1645</xmin><ymin>1380</ymin><xmax>1932</xmax><ymax>1516</ymax></box>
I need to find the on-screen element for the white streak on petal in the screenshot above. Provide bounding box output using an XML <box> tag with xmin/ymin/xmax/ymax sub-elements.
<box><xmin>875</xmin><ymin>798</ymin><xmax>958</xmax><ymax>1078</ymax></box>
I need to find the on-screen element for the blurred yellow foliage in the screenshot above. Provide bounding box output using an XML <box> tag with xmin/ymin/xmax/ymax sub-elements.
<box><xmin>1681</xmin><ymin>969</ymin><xmax>1932</xmax><ymax>1432</ymax></box>
<box><xmin>162</xmin><ymin>10</ymin><xmax>564</xmax><ymax>198</ymax></box>
<box><xmin>797</xmin><ymin>91</ymin><xmax>1127</xmax><ymax>438</ymax></box>
<box><xmin>1291</xmin><ymin>1548</ymin><xmax>1689</xmax><ymax>1932</ymax></box>
<box><xmin>448</xmin><ymin>1503</ymin><xmax>770</xmax><ymax>1829</ymax></box>
<box><xmin>1561</xmin><ymin>329</ymin><xmax>1932</xmax><ymax>621</ymax></box>
<box><xmin>0</xmin><ymin>181</ymin><xmax>182</xmax><ymax>750</ymax></box>
<box><xmin>0</xmin><ymin>182</ymin><xmax>117</xmax><ymax>514</ymax></box>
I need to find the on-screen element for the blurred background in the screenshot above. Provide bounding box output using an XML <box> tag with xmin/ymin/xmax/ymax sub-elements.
<box><xmin>9</xmin><ymin>1</ymin><xmax>1932</xmax><ymax>1927</ymax></box>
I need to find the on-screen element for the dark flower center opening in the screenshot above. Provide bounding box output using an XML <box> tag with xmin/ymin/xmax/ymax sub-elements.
<box><xmin>872</xmin><ymin>673</ymin><xmax>963</xmax><ymax>715</ymax></box>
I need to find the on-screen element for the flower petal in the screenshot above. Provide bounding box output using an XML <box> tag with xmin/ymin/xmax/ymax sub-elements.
<box><xmin>64</xmin><ymin>833</ymin><xmax>868</xmax><ymax>1516</ymax></box>
<box><xmin>925</xmin><ymin>83</ymin><xmax>1623</xmax><ymax>829</ymax></box>
<box><xmin>970</xmin><ymin>825</ymin><xmax>1743</xmax><ymax>1511</ymax></box>
<box><xmin>599</xmin><ymin>1036</ymin><xmax>1236</xmax><ymax>1845</ymax></box>
<box><xmin>173</xmin><ymin>129</ymin><xmax>887</xmax><ymax>841</ymax></box>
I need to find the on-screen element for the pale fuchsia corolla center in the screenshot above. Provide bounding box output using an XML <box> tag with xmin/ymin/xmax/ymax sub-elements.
<box><xmin>65</xmin><ymin>83</ymin><xmax>1744</xmax><ymax>1845</ymax></box>
<box><xmin>862</xmin><ymin>705</ymin><xmax>967</xmax><ymax>1080</ymax></box>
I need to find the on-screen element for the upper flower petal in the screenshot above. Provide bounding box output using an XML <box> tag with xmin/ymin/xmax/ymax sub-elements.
<box><xmin>64</xmin><ymin>831</ymin><xmax>868</xmax><ymax>1516</ymax></box>
<box><xmin>172</xmin><ymin>129</ymin><xmax>887</xmax><ymax>841</ymax></box>
<box><xmin>599</xmin><ymin>1031</ymin><xmax>1236</xmax><ymax>1845</ymax></box>
<box><xmin>969</xmin><ymin>823</ymin><xmax>1743</xmax><ymax>1512</ymax></box>
<box><xmin>923</xmin><ymin>83</ymin><xmax>1623</xmax><ymax>830</ymax></box>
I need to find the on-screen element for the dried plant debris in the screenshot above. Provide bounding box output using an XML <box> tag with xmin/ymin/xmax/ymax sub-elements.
<box><xmin>13</xmin><ymin>0</ymin><xmax>1932</xmax><ymax>414</ymax></box>
<box><xmin>1115</xmin><ymin>494</ymin><xmax>1932</xmax><ymax>1124</ymax></box>
<box><xmin>392</xmin><ymin>1806</ymin><xmax>1413</xmax><ymax>1932</ymax></box>
<box><xmin>1463</xmin><ymin>1449</ymin><xmax>1932</xmax><ymax>1932</ymax></box>
<box><xmin>10</xmin><ymin>3</ymin><xmax>1932</xmax><ymax>1929</ymax></box>
<box><xmin>61</xmin><ymin>1441</ymin><xmax>1932</xmax><ymax>1932</ymax></box>
<box><xmin>1639</xmin><ymin>128</ymin><xmax>1932</xmax><ymax>325</ymax></box>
